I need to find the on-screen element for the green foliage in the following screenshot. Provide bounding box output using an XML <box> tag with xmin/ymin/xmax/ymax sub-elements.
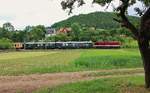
<box><xmin>0</xmin><ymin>25</ymin><xmax>46</xmax><ymax>42</ymax></box>
<box><xmin>0</xmin><ymin>38</ymin><xmax>13</xmax><ymax>49</ymax></box>
<box><xmin>48</xmin><ymin>26</ymin><xmax>134</xmax><ymax>42</ymax></box>
<box><xmin>0</xmin><ymin>28</ymin><xmax>10</xmax><ymax>39</ymax></box>
<box><xmin>29</xmin><ymin>25</ymin><xmax>46</xmax><ymax>41</ymax></box>
<box><xmin>79</xmin><ymin>27</ymin><xmax>133</xmax><ymax>42</ymax></box>
<box><xmin>51</xmin><ymin>12</ymin><xmax>139</xmax><ymax>30</ymax></box>
<box><xmin>71</xmin><ymin>23</ymin><xmax>82</xmax><ymax>41</ymax></box>
<box><xmin>55</xmin><ymin>33</ymin><xmax>71</xmax><ymax>41</ymax></box>
<box><xmin>46</xmin><ymin>33</ymin><xmax>72</xmax><ymax>42</ymax></box>
<box><xmin>10</xmin><ymin>31</ymin><xmax>27</xmax><ymax>42</ymax></box>
<box><xmin>45</xmin><ymin>36</ymin><xmax>55</xmax><ymax>41</ymax></box>
<box><xmin>122</xmin><ymin>37</ymin><xmax>138</xmax><ymax>48</ymax></box>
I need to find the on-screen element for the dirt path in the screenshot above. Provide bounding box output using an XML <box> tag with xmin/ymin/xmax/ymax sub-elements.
<box><xmin>0</xmin><ymin>68</ymin><xmax>144</xmax><ymax>93</ymax></box>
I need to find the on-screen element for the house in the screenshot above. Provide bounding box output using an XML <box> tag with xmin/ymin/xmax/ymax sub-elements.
<box><xmin>57</xmin><ymin>27</ymin><xmax>71</xmax><ymax>34</ymax></box>
<box><xmin>45</xmin><ymin>27</ymin><xmax>56</xmax><ymax>37</ymax></box>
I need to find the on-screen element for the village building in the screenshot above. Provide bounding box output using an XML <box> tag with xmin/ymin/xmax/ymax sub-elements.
<box><xmin>45</xmin><ymin>27</ymin><xmax>56</xmax><ymax>37</ymax></box>
<box><xmin>57</xmin><ymin>27</ymin><xmax>71</xmax><ymax>34</ymax></box>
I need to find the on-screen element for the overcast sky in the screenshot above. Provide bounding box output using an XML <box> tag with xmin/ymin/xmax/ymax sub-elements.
<box><xmin>0</xmin><ymin>0</ymin><xmax>142</xmax><ymax>30</ymax></box>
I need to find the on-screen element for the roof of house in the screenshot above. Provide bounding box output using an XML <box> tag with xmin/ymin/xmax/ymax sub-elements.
<box><xmin>58</xmin><ymin>28</ymin><xmax>71</xmax><ymax>33</ymax></box>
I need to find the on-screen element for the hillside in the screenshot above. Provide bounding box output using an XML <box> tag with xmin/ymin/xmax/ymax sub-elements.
<box><xmin>51</xmin><ymin>12</ymin><xmax>139</xmax><ymax>29</ymax></box>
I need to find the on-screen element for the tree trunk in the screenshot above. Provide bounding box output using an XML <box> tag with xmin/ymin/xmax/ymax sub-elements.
<box><xmin>138</xmin><ymin>39</ymin><xmax>150</xmax><ymax>88</ymax></box>
<box><xmin>138</xmin><ymin>7</ymin><xmax>150</xmax><ymax>88</ymax></box>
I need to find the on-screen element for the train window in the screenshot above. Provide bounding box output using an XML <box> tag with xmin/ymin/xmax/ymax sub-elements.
<box><xmin>72</xmin><ymin>43</ymin><xmax>75</xmax><ymax>47</ymax></box>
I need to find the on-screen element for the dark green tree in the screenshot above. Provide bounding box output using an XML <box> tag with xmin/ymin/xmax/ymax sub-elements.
<box><xmin>10</xmin><ymin>31</ymin><xmax>26</xmax><ymax>42</ymax></box>
<box><xmin>29</xmin><ymin>25</ymin><xmax>46</xmax><ymax>41</ymax></box>
<box><xmin>55</xmin><ymin>33</ymin><xmax>70</xmax><ymax>41</ymax></box>
<box><xmin>0</xmin><ymin>28</ymin><xmax>10</xmax><ymax>39</ymax></box>
<box><xmin>71</xmin><ymin>23</ymin><xmax>82</xmax><ymax>41</ymax></box>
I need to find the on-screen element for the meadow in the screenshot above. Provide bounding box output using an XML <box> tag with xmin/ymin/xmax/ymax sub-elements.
<box><xmin>0</xmin><ymin>49</ymin><xmax>142</xmax><ymax>76</ymax></box>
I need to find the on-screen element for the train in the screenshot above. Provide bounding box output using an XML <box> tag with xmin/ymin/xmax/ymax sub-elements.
<box><xmin>14</xmin><ymin>41</ymin><xmax>121</xmax><ymax>49</ymax></box>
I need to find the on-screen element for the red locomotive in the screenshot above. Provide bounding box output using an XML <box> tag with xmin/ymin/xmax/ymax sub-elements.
<box><xmin>94</xmin><ymin>41</ymin><xmax>121</xmax><ymax>48</ymax></box>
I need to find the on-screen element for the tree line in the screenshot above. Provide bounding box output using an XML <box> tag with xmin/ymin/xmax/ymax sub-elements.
<box><xmin>0</xmin><ymin>24</ymin><xmax>46</xmax><ymax>49</ymax></box>
<box><xmin>0</xmin><ymin>22</ymin><xmax>137</xmax><ymax>49</ymax></box>
<box><xmin>0</xmin><ymin>25</ymin><xmax>46</xmax><ymax>42</ymax></box>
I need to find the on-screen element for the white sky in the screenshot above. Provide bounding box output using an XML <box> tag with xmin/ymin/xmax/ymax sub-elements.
<box><xmin>0</xmin><ymin>0</ymin><xmax>142</xmax><ymax>30</ymax></box>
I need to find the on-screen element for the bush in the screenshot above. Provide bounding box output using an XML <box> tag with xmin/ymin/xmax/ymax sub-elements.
<box><xmin>122</xmin><ymin>37</ymin><xmax>138</xmax><ymax>48</ymax></box>
<box><xmin>0</xmin><ymin>38</ymin><xmax>13</xmax><ymax>49</ymax></box>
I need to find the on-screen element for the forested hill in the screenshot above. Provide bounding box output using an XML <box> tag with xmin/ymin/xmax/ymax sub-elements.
<box><xmin>51</xmin><ymin>12</ymin><xmax>139</xmax><ymax>29</ymax></box>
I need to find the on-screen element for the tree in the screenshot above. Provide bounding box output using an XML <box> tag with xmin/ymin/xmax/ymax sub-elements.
<box><xmin>29</xmin><ymin>25</ymin><xmax>46</xmax><ymax>41</ymax></box>
<box><xmin>3</xmin><ymin>22</ymin><xmax>15</xmax><ymax>32</ymax></box>
<box><xmin>24</xmin><ymin>26</ymin><xmax>33</xmax><ymax>32</ymax></box>
<box><xmin>61</xmin><ymin>0</ymin><xmax>150</xmax><ymax>88</ymax></box>
<box><xmin>71</xmin><ymin>23</ymin><xmax>82</xmax><ymax>41</ymax></box>
<box><xmin>10</xmin><ymin>31</ymin><xmax>26</xmax><ymax>42</ymax></box>
<box><xmin>55</xmin><ymin>33</ymin><xmax>70</xmax><ymax>41</ymax></box>
<box><xmin>0</xmin><ymin>27</ymin><xmax>10</xmax><ymax>39</ymax></box>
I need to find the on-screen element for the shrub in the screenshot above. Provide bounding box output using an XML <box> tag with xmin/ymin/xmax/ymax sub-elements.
<box><xmin>122</xmin><ymin>37</ymin><xmax>138</xmax><ymax>48</ymax></box>
<box><xmin>0</xmin><ymin>38</ymin><xmax>13</xmax><ymax>49</ymax></box>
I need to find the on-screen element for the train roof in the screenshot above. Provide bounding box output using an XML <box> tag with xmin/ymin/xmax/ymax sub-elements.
<box><xmin>25</xmin><ymin>41</ymin><xmax>93</xmax><ymax>44</ymax></box>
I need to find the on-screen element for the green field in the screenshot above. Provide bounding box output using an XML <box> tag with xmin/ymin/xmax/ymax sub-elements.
<box><xmin>0</xmin><ymin>49</ymin><xmax>142</xmax><ymax>76</ymax></box>
<box><xmin>34</xmin><ymin>76</ymin><xmax>147</xmax><ymax>93</ymax></box>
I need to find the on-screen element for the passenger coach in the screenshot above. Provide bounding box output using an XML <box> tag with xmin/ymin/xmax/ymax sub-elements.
<box><xmin>16</xmin><ymin>41</ymin><xmax>93</xmax><ymax>49</ymax></box>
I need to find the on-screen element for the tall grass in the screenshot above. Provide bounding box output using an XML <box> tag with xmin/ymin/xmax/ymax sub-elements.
<box><xmin>74</xmin><ymin>55</ymin><xmax>142</xmax><ymax>69</ymax></box>
<box><xmin>74</xmin><ymin>49</ymin><xmax>142</xmax><ymax>70</ymax></box>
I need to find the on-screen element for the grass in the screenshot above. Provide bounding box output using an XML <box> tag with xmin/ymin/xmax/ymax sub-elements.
<box><xmin>86</xmin><ymin>68</ymin><xmax>144</xmax><ymax>77</ymax></box>
<box><xmin>33</xmin><ymin>76</ymin><xmax>149</xmax><ymax>93</ymax></box>
<box><xmin>74</xmin><ymin>49</ymin><xmax>142</xmax><ymax>69</ymax></box>
<box><xmin>0</xmin><ymin>50</ymin><xmax>81</xmax><ymax>75</ymax></box>
<box><xmin>0</xmin><ymin>49</ymin><xmax>142</xmax><ymax>76</ymax></box>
